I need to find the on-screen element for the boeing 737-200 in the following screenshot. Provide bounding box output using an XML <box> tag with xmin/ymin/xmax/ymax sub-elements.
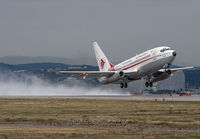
<box><xmin>58</xmin><ymin>42</ymin><xmax>193</xmax><ymax>88</ymax></box>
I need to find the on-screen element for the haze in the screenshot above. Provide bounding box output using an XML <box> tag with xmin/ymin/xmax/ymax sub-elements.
<box><xmin>0</xmin><ymin>0</ymin><xmax>199</xmax><ymax>66</ymax></box>
<box><xmin>0</xmin><ymin>72</ymin><xmax>129</xmax><ymax>96</ymax></box>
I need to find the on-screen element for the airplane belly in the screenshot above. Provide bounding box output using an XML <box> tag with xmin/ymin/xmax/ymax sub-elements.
<box><xmin>138</xmin><ymin>57</ymin><xmax>171</xmax><ymax>75</ymax></box>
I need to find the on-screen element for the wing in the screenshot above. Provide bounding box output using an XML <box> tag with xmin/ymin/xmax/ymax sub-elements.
<box><xmin>123</xmin><ymin>69</ymin><xmax>139</xmax><ymax>77</ymax></box>
<box><xmin>57</xmin><ymin>71</ymin><xmax>116</xmax><ymax>78</ymax></box>
<box><xmin>57</xmin><ymin>69</ymin><xmax>139</xmax><ymax>79</ymax></box>
<box><xmin>158</xmin><ymin>67</ymin><xmax>194</xmax><ymax>74</ymax></box>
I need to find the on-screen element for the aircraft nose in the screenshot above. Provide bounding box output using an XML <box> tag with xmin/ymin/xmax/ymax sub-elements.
<box><xmin>172</xmin><ymin>51</ymin><xmax>177</xmax><ymax>57</ymax></box>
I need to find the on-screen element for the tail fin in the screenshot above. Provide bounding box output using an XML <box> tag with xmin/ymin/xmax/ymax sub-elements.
<box><xmin>93</xmin><ymin>42</ymin><xmax>114</xmax><ymax>71</ymax></box>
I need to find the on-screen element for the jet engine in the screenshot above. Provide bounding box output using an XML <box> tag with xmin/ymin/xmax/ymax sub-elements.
<box><xmin>151</xmin><ymin>70</ymin><xmax>172</xmax><ymax>83</ymax></box>
<box><xmin>98</xmin><ymin>71</ymin><xmax>124</xmax><ymax>84</ymax></box>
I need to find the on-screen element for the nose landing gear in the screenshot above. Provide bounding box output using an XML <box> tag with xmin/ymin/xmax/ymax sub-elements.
<box><xmin>120</xmin><ymin>82</ymin><xmax>128</xmax><ymax>88</ymax></box>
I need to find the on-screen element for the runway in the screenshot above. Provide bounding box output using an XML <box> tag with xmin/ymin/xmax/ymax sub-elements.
<box><xmin>61</xmin><ymin>94</ymin><xmax>200</xmax><ymax>101</ymax></box>
<box><xmin>1</xmin><ymin>94</ymin><xmax>200</xmax><ymax>101</ymax></box>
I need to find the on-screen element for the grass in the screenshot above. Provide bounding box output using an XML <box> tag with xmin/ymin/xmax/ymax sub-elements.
<box><xmin>1</xmin><ymin>126</ymin><xmax>200</xmax><ymax>139</ymax></box>
<box><xmin>0</xmin><ymin>98</ymin><xmax>200</xmax><ymax>138</ymax></box>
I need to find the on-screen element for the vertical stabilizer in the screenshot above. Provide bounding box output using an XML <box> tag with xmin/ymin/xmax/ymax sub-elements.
<box><xmin>93</xmin><ymin>42</ymin><xmax>113</xmax><ymax>71</ymax></box>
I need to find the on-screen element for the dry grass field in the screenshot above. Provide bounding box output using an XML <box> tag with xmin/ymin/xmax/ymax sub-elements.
<box><xmin>0</xmin><ymin>98</ymin><xmax>200</xmax><ymax>138</ymax></box>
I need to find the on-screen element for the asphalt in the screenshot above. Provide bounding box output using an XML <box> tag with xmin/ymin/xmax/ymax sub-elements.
<box><xmin>0</xmin><ymin>94</ymin><xmax>200</xmax><ymax>101</ymax></box>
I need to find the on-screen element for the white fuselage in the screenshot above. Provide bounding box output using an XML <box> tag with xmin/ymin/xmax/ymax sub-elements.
<box><xmin>105</xmin><ymin>46</ymin><xmax>176</xmax><ymax>84</ymax></box>
<box><xmin>58</xmin><ymin>42</ymin><xmax>191</xmax><ymax>88</ymax></box>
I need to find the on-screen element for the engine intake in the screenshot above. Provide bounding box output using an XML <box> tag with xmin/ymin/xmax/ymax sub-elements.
<box><xmin>119</xmin><ymin>71</ymin><xmax>124</xmax><ymax>77</ymax></box>
<box><xmin>151</xmin><ymin>70</ymin><xmax>172</xmax><ymax>83</ymax></box>
<box><xmin>98</xmin><ymin>71</ymin><xmax>124</xmax><ymax>84</ymax></box>
<box><xmin>167</xmin><ymin>70</ymin><xmax>171</xmax><ymax>75</ymax></box>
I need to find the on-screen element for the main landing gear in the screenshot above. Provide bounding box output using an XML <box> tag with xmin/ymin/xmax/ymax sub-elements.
<box><xmin>120</xmin><ymin>82</ymin><xmax>128</xmax><ymax>88</ymax></box>
<box><xmin>145</xmin><ymin>75</ymin><xmax>153</xmax><ymax>87</ymax></box>
<box><xmin>145</xmin><ymin>82</ymin><xmax>153</xmax><ymax>87</ymax></box>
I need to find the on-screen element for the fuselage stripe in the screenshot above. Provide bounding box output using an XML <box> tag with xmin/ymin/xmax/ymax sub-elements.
<box><xmin>121</xmin><ymin>54</ymin><xmax>162</xmax><ymax>71</ymax></box>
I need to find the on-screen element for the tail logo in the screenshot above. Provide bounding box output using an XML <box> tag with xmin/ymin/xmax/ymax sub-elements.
<box><xmin>100</xmin><ymin>59</ymin><xmax>105</xmax><ymax>69</ymax></box>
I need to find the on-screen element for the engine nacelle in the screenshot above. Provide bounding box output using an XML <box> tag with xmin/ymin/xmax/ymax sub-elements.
<box><xmin>151</xmin><ymin>70</ymin><xmax>172</xmax><ymax>83</ymax></box>
<box><xmin>98</xmin><ymin>71</ymin><xmax>124</xmax><ymax>84</ymax></box>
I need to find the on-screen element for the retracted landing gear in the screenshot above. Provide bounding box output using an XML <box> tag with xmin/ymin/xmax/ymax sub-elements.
<box><xmin>120</xmin><ymin>82</ymin><xmax>128</xmax><ymax>88</ymax></box>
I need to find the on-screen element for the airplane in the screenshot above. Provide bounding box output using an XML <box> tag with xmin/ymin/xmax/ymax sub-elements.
<box><xmin>58</xmin><ymin>42</ymin><xmax>193</xmax><ymax>88</ymax></box>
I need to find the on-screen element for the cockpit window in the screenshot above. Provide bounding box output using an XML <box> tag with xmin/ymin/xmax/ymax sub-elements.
<box><xmin>160</xmin><ymin>48</ymin><xmax>171</xmax><ymax>52</ymax></box>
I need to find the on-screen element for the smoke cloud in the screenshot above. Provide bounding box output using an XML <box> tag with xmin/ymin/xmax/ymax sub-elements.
<box><xmin>0</xmin><ymin>72</ymin><xmax>130</xmax><ymax>96</ymax></box>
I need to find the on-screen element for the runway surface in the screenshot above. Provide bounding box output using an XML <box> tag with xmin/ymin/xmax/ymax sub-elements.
<box><xmin>1</xmin><ymin>94</ymin><xmax>200</xmax><ymax>101</ymax></box>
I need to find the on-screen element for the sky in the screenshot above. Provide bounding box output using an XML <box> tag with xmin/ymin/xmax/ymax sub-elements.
<box><xmin>0</xmin><ymin>0</ymin><xmax>200</xmax><ymax>66</ymax></box>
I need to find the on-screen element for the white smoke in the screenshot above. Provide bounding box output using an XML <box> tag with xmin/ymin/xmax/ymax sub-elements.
<box><xmin>0</xmin><ymin>72</ymin><xmax>130</xmax><ymax>96</ymax></box>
